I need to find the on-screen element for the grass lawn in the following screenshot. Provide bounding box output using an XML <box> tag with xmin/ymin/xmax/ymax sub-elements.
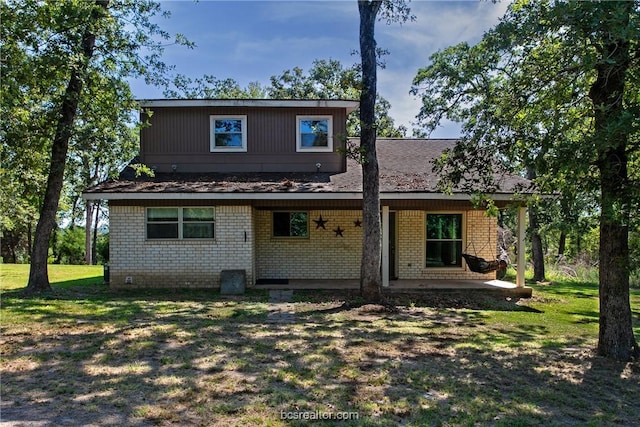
<box><xmin>1</xmin><ymin>264</ymin><xmax>639</xmax><ymax>426</ymax></box>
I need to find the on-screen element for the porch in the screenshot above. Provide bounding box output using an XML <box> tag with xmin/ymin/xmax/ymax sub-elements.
<box><xmin>255</xmin><ymin>278</ymin><xmax>532</xmax><ymax>298</ymax></box>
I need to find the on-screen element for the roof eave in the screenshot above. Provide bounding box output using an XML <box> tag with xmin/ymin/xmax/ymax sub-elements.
<box><xmin>137</xmin><ymin>99</ymin><xmax>360</xmax><ymax>114</ymax></box>
<box><xmin>82</xmin><ymin>191</ymin><xmax>526</xmax><ymax>202</ymax></box>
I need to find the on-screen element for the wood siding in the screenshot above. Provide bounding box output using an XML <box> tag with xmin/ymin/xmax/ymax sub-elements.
<box><xmin>140</xmin><ymin>107</ymin><xmax>349</xmax><ymax>173</ymax></box>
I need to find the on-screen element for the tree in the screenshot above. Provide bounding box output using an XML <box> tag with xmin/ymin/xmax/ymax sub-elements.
<box><xmin>412</xmin><ymin>0</ymin><xmax>639</xmax><ymax>360</ymax></box>
<box><xmin>2</xmin><ymin>0</ymin><xmax>191</xmax><ymax>293</ymax></box>
<box><xmin>269</xmin><ymin>59</ymin><xmax>407</xmax><ymax>137</ymax></box>
<box><xmin>164</xmin><ymin>74</ymin><xmax>267</xmax><ymax>99</ymax></box>
<box><xmin>358</xmin><ymin>0</ymin><xmax>412</xmax><ymax>302</ymax></box>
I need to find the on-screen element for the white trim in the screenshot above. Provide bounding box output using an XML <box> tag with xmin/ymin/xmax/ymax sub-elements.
<box><xmin>83</xmin><ymin>191</ymin><xmax>526</xmax><ymax>201</ymax></box>
<box><xmin>296</xmin><ymin>115</ymin><xmax>333</xmax><ymax>152</ymax></box>
<box><xmin>382</xmin><ymin>206</ymin><xmax>390</xmax><ymax>288</ymax></box>
<box><xmin>210</xmin><ymin>115</ymin><xmax>247</xmax><ymax>152</ymax></box>
<box><xmin>139</xmin><ymin>99</ymin><xmax>359</xmax><ymax>113</ymax></box>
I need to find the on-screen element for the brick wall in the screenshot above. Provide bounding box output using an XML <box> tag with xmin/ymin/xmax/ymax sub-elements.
<box><xmin>109</xmin><ymin>204</ymin><xmax>498</xmax><ymax>287</ymax></box>
<box><xmin>397</xmin><ymin>210</ymin><xmax>497</xmax><ymax>280</ymax></box>
<box><xmin>109</xmin><ymin>204</ymin><xmax>254</xmax><ymax>289</ymax></box>
<box><xmin>255</xmin><ymin>210</ymin><xmax>362</xmax><ymax>279</ymax></box>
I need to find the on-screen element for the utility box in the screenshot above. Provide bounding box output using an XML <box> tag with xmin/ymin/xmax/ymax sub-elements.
<box><xmin>220</xmin><ymin>270</ymin><xmax>246</xmax><ymax>295</ymax></box>
<box><xmin>103</xmin><ymin>264</ymin><xmax>110</xmax><ymax>284</ymax></box>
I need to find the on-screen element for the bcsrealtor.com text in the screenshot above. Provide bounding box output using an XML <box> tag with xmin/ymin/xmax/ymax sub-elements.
<box><xmin>280</xmin><ymin>410</ymin><xmax>360</xmax><ymax>421</ymax></box>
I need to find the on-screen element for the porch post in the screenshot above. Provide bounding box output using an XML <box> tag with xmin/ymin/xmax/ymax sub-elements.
<box><xmin>382</xmin><ymin>205</ymin><xmax>390</xmax><ymax>288</ymax></box>
<box><xmin>517</xmin><ymin>205</ymin><xmax>526</xmax><ymax>287</ymax></box>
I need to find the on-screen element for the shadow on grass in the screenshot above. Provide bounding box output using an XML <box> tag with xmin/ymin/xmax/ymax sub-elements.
<box><xmin>3</xmin><ymin>282</ymin><xmax>637</xmax><ymax>427</ymax></box>
<box><xmin>0</xmin><ymin>280</ymin><xmax>270</xmax><ymax>326</ymax></box>
<box><xmin>291</xmin><ymin>289</ymin><xmax>543</xmax><ymax>313</ymax></box>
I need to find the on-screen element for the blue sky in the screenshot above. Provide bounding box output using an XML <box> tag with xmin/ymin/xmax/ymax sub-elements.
<box><xmin>131</xmin><ymin>0</ymin><xmax>510</xmax><ymax>137</ymax></box>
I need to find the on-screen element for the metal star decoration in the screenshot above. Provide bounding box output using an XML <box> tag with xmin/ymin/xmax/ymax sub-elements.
<box><xmin>333</xmin><ymin>226</ymin><xmax>344</xmax><ymax>237</ymax></box>
<box><xmin>354</xmin><ymin>219</ymin><xmax>362</xmax><ymax>227</ymax></box>
<box><xmin>313</xmin><ymin>215</ymin><xmax>328</xmax><ymax>230</ymax></box>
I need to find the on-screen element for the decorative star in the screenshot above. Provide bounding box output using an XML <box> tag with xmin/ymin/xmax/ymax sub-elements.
<box><xmin>333</xmin><ymin>226</ymin><xmax>344</xmax><ymax>237</ymax></box>
<box><xmin>313</xmin><ymin>215</ymin><xmax>329</xmax><ymax>230</ymax></box>
<box><xmin>354</xmin><ymin>219</ymin><xmax>362</xmax><ymax>227</ymax></box>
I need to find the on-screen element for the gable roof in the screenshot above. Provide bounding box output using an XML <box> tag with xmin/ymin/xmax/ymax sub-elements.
<box><xmin>83</xmin><ymin>138</ymin><xmax>532</xmax><ymax>201</ymax></box>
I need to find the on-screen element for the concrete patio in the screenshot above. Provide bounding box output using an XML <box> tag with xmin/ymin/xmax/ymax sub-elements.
<box><xmin>255</xmin><ymin>278</ymin><xmax>533</xmax><ymax>298</ymax></box>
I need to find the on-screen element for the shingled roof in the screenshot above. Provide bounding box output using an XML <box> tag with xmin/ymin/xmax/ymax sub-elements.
<box><xmin>83</xmin><ymin>139</ymin><xmax>532</xmax><ymax>199</ymax></box>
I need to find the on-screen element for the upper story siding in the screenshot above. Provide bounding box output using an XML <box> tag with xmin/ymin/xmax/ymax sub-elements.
<box><xmin>139</xmin><ymin>100</ymin><xmax>357</xmax><ymax>174</ymax></box>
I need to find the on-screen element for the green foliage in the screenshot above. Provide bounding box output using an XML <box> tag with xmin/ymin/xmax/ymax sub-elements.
<box><xmin>164</xmin><ymin>74</ymin><xmax>266</xmax><ymax>99</ymax></box>
<box><xmin>269</xmin><ymin>59</ymin><xmax>407</xmax><ymax>137</ymax></box>
<box><xmin>96</xmin><ymin>233</ymin><xmax>109</xmax><ymax>264</ymax></box>
<box><xmin>411</xmin><ymin>0</ymin><xmax>639</xmax><ymax>264</ymax></box>
<box><xmin>165</xmin><ymin>57</ymin><xmax>407</xmax><ymax>138</ymax></box>
<box><xmin>54</xmin><ymin>227</ymin><xmax>86</xmax><ymax>265</ymax></box>
<box><xmin>1</xmin><ymin>0</ymin><xmax>191</xmax><ymax>270</ymax></box>
<box><xmin>129</xmin><ymin>163</ymin><xmax>156</xmax><ymax>178</ymax></box>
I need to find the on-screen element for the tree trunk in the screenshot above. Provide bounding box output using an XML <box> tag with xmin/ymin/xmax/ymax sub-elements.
<box><xmin>526</xmin><ymin>166</ymin><xmax>545</xmax><ymax>282</ymax></box>
<box><xmin>530</xmin><ymin>213</ymin><xmax>545</xmax><ymax>282</ymax></box>
<box><xmin>27</xmin><ymin>219</ymin><xmax>32</xmax><ymax>262</ymax></box>
<box><xmin>557</xmin><ymin>231</ymin><xmax>566</xmax><ymax>258</ymax></box>
<box><xmin>358</xmin><ymin>0</ymin><xmax>383</xmax><ymax>303</ymax></box>
<box><xmin>26</xmin><ymin>1</ymin><xmax>106</xmax><ymax>293</ymax></box>
<box><xmin>588</xmin><ymin>1</ymin><xmax>637</xmax><ymax>361</ymax></box>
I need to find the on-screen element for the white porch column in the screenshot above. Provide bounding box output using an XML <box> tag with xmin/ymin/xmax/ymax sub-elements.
<box><xmin>382</xmin><ymin>205</ymin><xmax>390</xmax><ymax>288</ymax></box>
<box><xmin>517</xmin><ymin>205</ymin><xmax>526</xmax><ymax>288</ymax></box>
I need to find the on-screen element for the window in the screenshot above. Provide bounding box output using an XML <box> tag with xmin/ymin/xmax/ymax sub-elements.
<box><xmin>182</xmin><ymin>208</ymin><xmax>215</xmax><ymax>239</ymax></box>
<box><xmin>296</xmin><ymin>116</ymin><xmax>333</xmax><ymax>152</ymax></box>
<box><xmin>210</xmin><ymin>115</ymin><xmax>247</xmax><ymax>152</ymax></box>
<box><xmin>273</xmin><ymin>212</ymin><xmax>308</xmax><ymax>238</ymax></box>
<box><xmin>147</xmin><ymin>207</ymin><xmax>215</xmax><ymax>239</ymax></box>
<box><xmin>426</xmin><ymin>213</ymin><xmax>463</xmax><ymax>268</ymax></box>
<box><xmin>147</xmin><ymin>207</ymin><xmax>178</xmax><ymax>239</ymax></box>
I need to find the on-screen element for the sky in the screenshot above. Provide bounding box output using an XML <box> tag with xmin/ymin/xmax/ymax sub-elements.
<box><xmin>130</xmin><ymin>0</ymin><xmax>511</xmax><ymax>138</ymax></box>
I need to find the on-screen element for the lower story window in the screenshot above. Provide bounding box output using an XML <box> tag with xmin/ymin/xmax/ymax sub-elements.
<box><xmin>273</xmin><ymin>211</ymin><xmax>308</xmax><ymax>238</ymax></box>
<box><xmin>426</xmin><ymin>213</ymin><xmax>463</xmax><ymax>267</ymax></box>
<box><xmin>147</xmin><ymin>207</ymin><xmax>215</xmax><ymax>239</ymax></box>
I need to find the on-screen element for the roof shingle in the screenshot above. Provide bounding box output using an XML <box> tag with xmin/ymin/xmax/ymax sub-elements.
<box><xmin>84</xmin><ymin>139</ymin><xmax>531</xmax><ymax>196</ymax></box>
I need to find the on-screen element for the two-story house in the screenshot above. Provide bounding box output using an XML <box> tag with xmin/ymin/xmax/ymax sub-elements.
<box><xmin>83</xmin><ymin>99</ymin><xmax>530</xmax><ymax>293</ymax></box>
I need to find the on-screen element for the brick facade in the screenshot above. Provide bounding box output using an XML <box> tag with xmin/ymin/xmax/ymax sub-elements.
<box><xmin>255</xmin><ymin>210</ymin><xmax>363</xmax><ymax>280</ymax></box>
<box><xmin>109</xmin><ymin>204</ymin><xmax>498</xmax><ymax>288</ymax></box>
<box><xmin>397</xmin><ymin>210</ymin><xmax>496</xmax><ymax>280</ymax></box>
<box><xmin>109</xmin><ymin>204</ymin><xmax>254</xmax><ymax>289</ymax></box>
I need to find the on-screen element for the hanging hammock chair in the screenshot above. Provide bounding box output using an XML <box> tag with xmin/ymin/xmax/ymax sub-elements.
<box><xmin>463</xmin><ymin>242</ymin><xmax>508</xmax><ymax>279</ymax></box>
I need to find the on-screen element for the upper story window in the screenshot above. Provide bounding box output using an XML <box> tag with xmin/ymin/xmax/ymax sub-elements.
<box><xmin>296</xmin><ymin>116</ymin><xmax>333</xmax><ymax>152</ymax></box>
<box><xmin>210</xmin><ymin>115</ymin><xmax>247</xmax><ymax>152</ymax></box>
<box><xmin>426</xmin><ymin>213</ymin><xmax>463</xmax><ymax>268</ymax></box>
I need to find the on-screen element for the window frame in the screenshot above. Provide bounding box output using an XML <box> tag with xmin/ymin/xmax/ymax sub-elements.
<box><xmin>146</xmin><ymin>207</ymin><xmax>215</xmax><ymax>240</ymax></box>
<box><xmin>272</xmin><ymin>211</ymin><xmax>309</xmax><ymax>239</ymax></box>
<box><xmin>296</xmin><ymin>115</ymin><xmax>333</xmax><ymax>152</ymax></box>
<box><xmin>425</xmin><ymin>212</ymin><xmax>465</xmax><ymax>269</ymax></box>
<box><xmin>210</xmin><ymin>115</ymin><xmax>248</xmax><ymax>152</ymax></box>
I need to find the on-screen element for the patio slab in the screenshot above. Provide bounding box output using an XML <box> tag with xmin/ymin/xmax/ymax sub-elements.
<box><xmin>255</xmin><ymin>279</ymin><xmax>532</xmax><ymax>298</ymax></box>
